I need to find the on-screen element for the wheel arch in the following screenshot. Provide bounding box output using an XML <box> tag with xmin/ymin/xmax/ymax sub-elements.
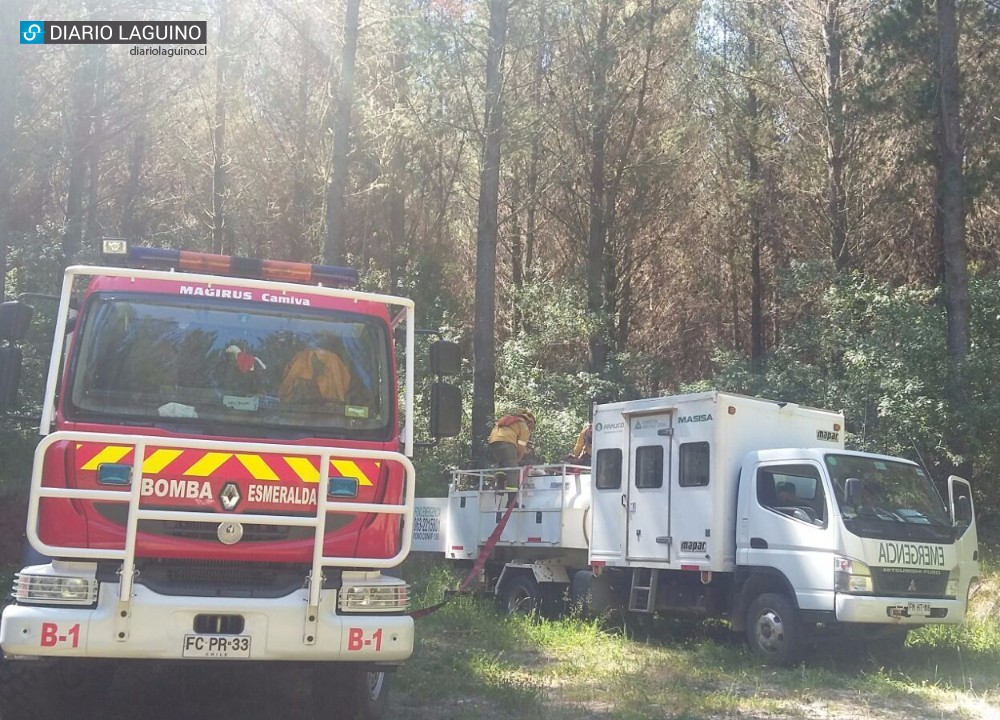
<box><xmin>730</xmin><ymin>567</ymin><xmax>798</xmax><ymax>632</ymax></box>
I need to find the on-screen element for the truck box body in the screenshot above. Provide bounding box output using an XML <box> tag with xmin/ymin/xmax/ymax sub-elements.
<box><xmin>590</xmin><ymin>391</ymin><xmax>844</xmax><ymax>573</ymax></box>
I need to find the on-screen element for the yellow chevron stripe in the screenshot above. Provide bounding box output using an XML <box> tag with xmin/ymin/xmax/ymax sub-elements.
<box><xmin>141</xmin><ymin>449</ymin><xmax>183</xmax><ymax>474</ymax></box>
<box><xmin>236</xmin><ymin>453</ymin><xmax>280</xmax><ymax>481</ymax></box>
<box><xmin>286</xmin><ymin>457</ymin><xmax>319</xmax><ymax>483</ymax></box>
<box><xmin>331</xmin><ymin>460</ymin><xmax>373</xmax><ymax>487</ymax></box>
<box><xmin>184</xmin><ymin>452</ymin><xmax>232</xmax><ymax>477</ymax></box>
<box><xmin>81</xmin><ymin>446</ymin><xmax>132</xmax><ymax>471</ymax></box>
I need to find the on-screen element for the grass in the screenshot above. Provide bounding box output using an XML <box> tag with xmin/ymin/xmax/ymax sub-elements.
<box><xmin>395</xmin><ymin>559</ymin><xmax>1000</xmax><ymax>719</ymax></box>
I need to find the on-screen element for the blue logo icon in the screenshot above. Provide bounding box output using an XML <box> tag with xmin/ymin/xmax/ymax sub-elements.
<box><xmin>20</xmin><ymin>21</ymin><xmax>45</xmax><ymax>44</ymax></box>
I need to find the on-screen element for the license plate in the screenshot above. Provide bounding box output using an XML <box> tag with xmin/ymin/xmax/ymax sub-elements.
<box><xmin>182</xmin><ymin>634</ymin><xmax>251</xmax><ymax>659</ymax></box>
<box><xmin>907</xmin><ymin>602</ymin><xmax>931</xmax><ymax>617</ymax></box>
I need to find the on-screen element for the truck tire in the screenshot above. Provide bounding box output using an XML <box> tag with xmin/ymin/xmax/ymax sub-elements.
<box><xmin>745</xmin><ymin>592</ymin><xmax>802</xmax><ymax>666</ymax></box>
<box><xmin>312</xmin><ymin>663</ymin><xmax>389</xmax><ymax>720</ymax></box>
<box><xmin>0</xmin><ymin>659</ymin><xmax>61</xmax><ymax>720</ymax></box>
<box><xmin>500</xmin><ymin>575</ymin><xmax>541</xmax><ymax>616</ymax></box>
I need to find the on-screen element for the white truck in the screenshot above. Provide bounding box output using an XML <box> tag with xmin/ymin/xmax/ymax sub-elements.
<box><xmin>415</xmin><ymin>391</ymin><xmax>980</xmax><ymax>665</ymax></box>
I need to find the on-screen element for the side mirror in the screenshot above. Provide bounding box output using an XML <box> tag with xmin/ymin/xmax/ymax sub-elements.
<box><xmin>0</xmin><ymin>302</ymin><xmax>33</xmax><ymax>341</ymax></box>
<box><xmin>0</xmin><ymin>346</ymin><xmax>24</xmax><ymax>411</ymax></box>
<box><xmin>430</xmin><ymin>341</ymin><xmax>461</xmax><ymax>376</ymax></box>
<box><xmin>430</xmin><ymin>382</ymin><xmax>461</xmax><ymax>438</ymax></box>
<box><xmin>844</xmin><ymin>477</ymin><xmax>861</xmax><ymax>503</ymax></box>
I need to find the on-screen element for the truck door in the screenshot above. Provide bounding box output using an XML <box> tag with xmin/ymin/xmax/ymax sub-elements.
<box><xmin>625</xmin><ymin>413</ymin><xmax>673</xmax><ymax>563</ymax></box>
<box><xmin>741</xmin><ymin>462</ymin><xmax>834</xmax><ymax>610</ymax></box>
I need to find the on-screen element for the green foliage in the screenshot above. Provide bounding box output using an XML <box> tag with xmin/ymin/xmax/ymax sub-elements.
<box><xmin>495</xmin><ymin>281</ymin><xmax>620</xmax><ymax>464</ymax></box>
<box><xmin>693</xmin><ymin>267</ymin><xmax>1000</xmax><ymax>514</ymax></box>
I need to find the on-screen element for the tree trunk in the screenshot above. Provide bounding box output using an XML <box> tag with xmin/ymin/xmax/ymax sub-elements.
<box><xmin>120</xmin><ymin>131</ymin><xmax>145</xmax><ymax>241</ymax></box>
<box><xmin>587</xmin><ymin>4</ymin><xmax>611</xmax><ymax>375</ymax></box>
<box><xmin>62</xmin><ymin>48</ymin><xmax>95</xmax><ymax>265</ymax></box>
<box><xmin>85</xmin><ymin>45</ymin><xmax>106</xmax><ymax>247</ymax></box>
<box><xmin>471</xmin><ymin>0</ymin><xmax>508</xmax><ymax>463</ymax></box>
<box><xmin>212</xmin><ymin>0</ymin><xmax>230</xmax><ymax>254</ymax></box>
<box><xmin>823</xmin><ymin>0</ymin><xmax>849</xmax><ymax>272</ymax></box>
<box><xmin>935</xmin><ymin>0</ymin><xmax>970</xmax><ymax>470</ymax></box>
<box><xmin>747</xmin><ymin>28</ymin><xmax>765</xmax><ymax>368</ymax></box>
<box><xmin>524</xmin><ymin>3</ymin><xmax>546</xmax><ymax>281</ymax></box>
<box><xmin>324</xmin><ymin>0</ymin><xmax>361</xmax><ymax>266</ymax></box>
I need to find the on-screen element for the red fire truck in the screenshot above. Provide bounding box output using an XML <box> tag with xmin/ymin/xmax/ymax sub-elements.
<box><xmin>0</xmin><ymin>243</ymin><xmax>461</xmax><ymax>720</ymax></box>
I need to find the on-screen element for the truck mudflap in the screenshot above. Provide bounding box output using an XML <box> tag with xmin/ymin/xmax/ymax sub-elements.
<box><xmin>835</xmin><ymin>594</ymin><xmax>967</xmax><ymax>624</ymax></box>
<box><xmin>0</xmin><ymin>581</ymin><xmax>413</xmax><ymax>662</ymax></box>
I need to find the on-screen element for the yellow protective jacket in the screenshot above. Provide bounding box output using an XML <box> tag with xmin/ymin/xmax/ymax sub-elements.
<box><xmin>279</xmin><ymin>348</ymin><xmax>351</xmax><ymax>403</ymax></box>
<box><xmin>488</xmin><ymin>415</ymin><xmax>532</xmax><ymax>461</ymax></box>
<box><xmin>572</xmin><ymin>424</ymin><xmax>592</xmax><ymax>458</ymax></box>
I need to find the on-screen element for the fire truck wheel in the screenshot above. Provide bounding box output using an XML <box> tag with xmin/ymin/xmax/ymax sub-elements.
<box><xmin>0</xmin><ymin>658</ymin><xmax>62</xmax><ymax>720</ymax></box>
<box><xmin>745</xmin><ymin>592</ymin><xmax>802</xmax><ymax>667</ymax></box>
<box><xmin>500</xmin><ymin>575</ymin><xmax>541</xmax><ymax>616</ymax></box>
<box><xmin>311</xmin><ymin>664</ymin><xmax>389</xmax><ymax>720</ymax></box>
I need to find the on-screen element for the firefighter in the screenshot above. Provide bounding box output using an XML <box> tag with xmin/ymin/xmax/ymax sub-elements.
<box><xmin>565</xmin><ymin>423</ymin><xmax>592</xmax><ymax>465</ymax></box>
<box><xmin>279</xmin><ymin>346</ymin><xmax>352</xmax><ymax>406</ymax></box>
<box><xmin>488</xmin><ymin>409</ymin><xmax>536</xmax><ymax>491</ymax></box>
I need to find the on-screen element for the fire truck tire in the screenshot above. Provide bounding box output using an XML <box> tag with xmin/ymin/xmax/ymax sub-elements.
<box><xmin>745</xmin><ymin>592</ymin><xmax>802</xmax><ymax>667</ymax></box>
<box><xmin>311</xmin><ymin>663</ymin><xmax>389</xmax><ymax>720</ymax></box>
<box><xmin>0</xmin><ymin>658</ymin><xmax>61</xmax><ymax>720</ymax></box>
<box><xmin>500</xmin><ymin>575</ymin><xmax>541</xmax><ymax>616</ymax></box>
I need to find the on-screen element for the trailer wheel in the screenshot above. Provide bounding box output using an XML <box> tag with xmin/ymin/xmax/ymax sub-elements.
<box><xmin>0</xmin><ymin>659</ymin><xmax>61</xmax><ymax>720</ymax></box>
<box><xmin>312</xmin><ymin>664</ymin><xmax>388</xmax><ymax>720</ymax></box>
<box><xmin>746</xmin><ymin>592</ymin><xmax>802</xmax><ymax>666</ymax></box>
<box><xmin>500</xmin><ymin>575</ymin><xmax>542</xmax><ymax>616</ymax></box>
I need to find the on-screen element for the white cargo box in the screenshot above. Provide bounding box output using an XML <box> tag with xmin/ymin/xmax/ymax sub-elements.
<box><xmin>590</xmin><ymin>390</ymin><xmax>845</xmax><ymax>573</ymax></box>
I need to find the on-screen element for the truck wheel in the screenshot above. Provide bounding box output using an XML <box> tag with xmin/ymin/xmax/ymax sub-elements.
<box><xmin>312</xmin><ymin>664</ymin><xmax>388</xmax><ymax>720</ymax></box>
<box><xmin>0</xmin><ymin>659</ymin><xmax>61</xmax><ymax>720</ymax></box>
<box><xmin>746</xmin><ymin>593</ymin><xmax>802</xmax><ymax>666</ymax></box>
<box><xmin>500</xmin><ymin>575</ymin><xmax>541</xmax><ymax>616</ymax></box>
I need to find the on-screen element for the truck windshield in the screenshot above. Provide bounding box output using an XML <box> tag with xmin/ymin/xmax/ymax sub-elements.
<box><xmin>825</xmin><ymin>453</ymin><xmax>954</xmax><ymax>540</ymax></box>
<box><xmin>66</xmin><ymin>293</ymin><xmax>393</xmax><ymax>440</ymax></box>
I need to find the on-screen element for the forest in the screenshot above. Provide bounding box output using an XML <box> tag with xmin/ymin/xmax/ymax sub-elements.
<box><xmin>2</xmin><ymin>0</ymin><xmax>999</xmax><ymax>513</ymax></box>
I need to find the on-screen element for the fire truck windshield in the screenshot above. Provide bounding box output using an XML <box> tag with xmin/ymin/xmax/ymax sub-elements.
<box><xmin>65</xmin><ymin>293</ymin><xmax>393</xmax><ymax>440</ymax></box>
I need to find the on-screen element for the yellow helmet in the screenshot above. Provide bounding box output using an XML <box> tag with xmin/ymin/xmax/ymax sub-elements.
<box><xmin>518</xmin><ymin>410</ymin><xmax>536</xmax><ymax>428</ymax></box>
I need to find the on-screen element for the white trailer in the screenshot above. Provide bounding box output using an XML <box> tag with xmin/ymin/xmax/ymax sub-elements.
<box><xmin>414</xmin><ymin>465</ymin><xmax>592</xmax><ymax>614</ymax></box>
<box><xmin>417</xmin><ymin>391</ymin><xmax>980</xmax><ymax>665</ymax></box>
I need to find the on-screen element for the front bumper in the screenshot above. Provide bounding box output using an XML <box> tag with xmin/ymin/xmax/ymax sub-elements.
<box><xmin>1</xmin><ymin>581</ymin><xmax>413</xmax><ymax>662</ymax></box>
<box><xmin>835</xmin><ymin>593</ymin><xmax>966</xmax><ymax>624</ymax></box>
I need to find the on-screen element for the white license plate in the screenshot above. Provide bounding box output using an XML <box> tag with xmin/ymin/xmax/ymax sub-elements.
<box><xmin>907</xmin><ymin>602</ymin><xmax>932</xmax><ymax>617</ymax></box>
<box><xmin>182</xmin><ymin>634</ymin><xmax>251</xmax><ymax>659</ymax></box>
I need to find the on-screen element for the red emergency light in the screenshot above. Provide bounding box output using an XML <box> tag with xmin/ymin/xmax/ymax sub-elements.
<box><xmin>106</xmin><ymin>243</ymin><xmax>359</xmax><ymax>288</ymax></box>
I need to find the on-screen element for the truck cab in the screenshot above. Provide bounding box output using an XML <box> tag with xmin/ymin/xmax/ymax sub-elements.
<box><xmin>736</xmin><ymin>448</ymin><xmax>977</xmax><ymax>663</ymax></box>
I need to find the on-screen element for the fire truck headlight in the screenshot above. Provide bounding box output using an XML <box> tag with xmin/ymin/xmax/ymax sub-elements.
<box><xmin>338</xmin><ymin>583</ymin><xmax>410</xmax><ymax>613</ymax></box>
<box><xmin>834</xmin><ymin>555</ymin><xmax>873</xmax><ymax>594</ymax></box>
<box><xmin>14</xmin><ymin>574</ymin><xmax>98</xmax><ymax>606</ymax></box>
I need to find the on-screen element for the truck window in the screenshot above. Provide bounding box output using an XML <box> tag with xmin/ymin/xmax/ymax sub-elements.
<box><xmin>66</xmin><ymin>293</ymin><xmax>393</xmax><ymax>440</ymax></box>
<box><xmin>635</xmin><ymin>445</ymin><xmax>663</xmax><ymax>489</ymax></box>
<box><xmin>756</xmin><ymin>464</ymin><xmax>825</xmax><ymax>525</ymax></box>
<box><xmin>678</xmin><ymin>441</ymin><xmax>709</xmax><ymax>487</ymax></box>
<box><xmin>595</xmin><ymin>448</ymin><xmax>622</xmax><ymax>489</ymax></box>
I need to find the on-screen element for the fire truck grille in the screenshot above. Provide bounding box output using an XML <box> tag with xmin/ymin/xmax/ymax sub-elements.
<box><xmin>871</xmin><ymin>568</ymin><xmax>949</xmax><ymax>598</ymax></box>
<box><xmin>139</xmin><ymin>520</ymin><xmax>309</xmax><ymax>543</ymax></box>
<box><xmin>130</xmin><ymin>560</ymin><xmax>337</xmax><ymax>598</ymax></box>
